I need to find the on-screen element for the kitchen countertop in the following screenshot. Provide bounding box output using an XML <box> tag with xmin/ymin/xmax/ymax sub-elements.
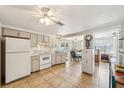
<box><xmin>31</xmin><ymin>51</ymin><xmax>51</xmax><ymax>56</ymax></box>
<box><xmin>30</xmin><ymin>47</ymin><xmax>51</xmax><ymax>56</ymax></box>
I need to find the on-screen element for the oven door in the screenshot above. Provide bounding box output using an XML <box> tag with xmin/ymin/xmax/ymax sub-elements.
<box><xmin>40</xmin><ymin>55</ymin><xmax>51</xmax><ymax>65</ymax></box>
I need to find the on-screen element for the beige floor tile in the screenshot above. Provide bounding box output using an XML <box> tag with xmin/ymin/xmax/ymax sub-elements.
<box><xmin>36</xmin><ymin>69</ymin><xmax>50</xmax><ymax>76</ymax></box>
<box><xmin>57</xmin><ymin>81</ymin><xmax>76</xmax><ymax>88</ymax></box>
<box><xmin>49</xmin><ymin>68</ymin><xmax>64</xmax><ymax>75</ymax></box>
<box><xmin>36</xmin><ymin>82</ymin><xmax>53</xmax><ymax>88</ymax></box>
<box><xmin>27</xmin><ymin>77</ymin><xmax>46</xmax><ymax>88</ymax></box>
<box><xmin>25</xmin><ymin>73</ymin><xmax>40</xmax><ymax>81</ymax></box>
<box><xmin>41</xmin><ymin>72</ymin><xmax>55</xmax><ymax>80</ymax></box>
<box><xmin>2</xmin><ymin>78</ymin><xmax>29</xmax><ymax>88</ymax></box>
<box><xmin>47</xmin><ymin>75</ymin><xmax>64</xmax><ymax>87</ymax></box>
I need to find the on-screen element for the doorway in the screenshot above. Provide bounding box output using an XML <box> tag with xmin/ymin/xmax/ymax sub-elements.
<box><xmin>94</xmin><ymin>28</ymin><xmax>119</xmax><ymax>64</ymax></box>
<box><xmin>65</xmin><ymin>35</ymin><xmax>84</xmax><ymax>62</ymax></box>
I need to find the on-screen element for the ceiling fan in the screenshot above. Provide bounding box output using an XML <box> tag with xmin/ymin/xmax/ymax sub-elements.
<box><xmin>34</xmin><ymin>6</ymin><xmax>64</xmax><ymax>26</ymax></box>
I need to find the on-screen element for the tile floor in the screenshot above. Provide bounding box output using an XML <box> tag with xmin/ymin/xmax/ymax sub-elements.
<box><xmin>1</xmin><ymin>61</ymin><xmax>109</xmax><ymax>88</ymax></box>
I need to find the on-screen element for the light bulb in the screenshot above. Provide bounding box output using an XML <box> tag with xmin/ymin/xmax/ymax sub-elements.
<box><xmin>39</xmin><ymin>18</ymin><xmax>45</xmax><ymax>23</ymax></box>
<box><xmin>45</xmin><ymin>17</ymin><xmax>50</xmax><ymax>25</ymax></box>
<box><xmin>48</xmin><ymin>11</ymin><xmax>53</xmax><ymax>16</ymax></box>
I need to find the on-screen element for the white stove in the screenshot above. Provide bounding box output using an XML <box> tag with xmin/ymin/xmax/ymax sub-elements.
<box><xmin>40</xmin><ymin>52</ymin><xmax>51</xmax><ymax>70</ymax></box>
<box><xmin>30</xmin><ymin>47</ymin><xmax>52</xmax><ymax>70</ymax></box>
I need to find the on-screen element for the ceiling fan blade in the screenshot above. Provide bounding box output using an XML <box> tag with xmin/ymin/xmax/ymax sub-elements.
<box><xmin>55</xmin><ymin>21</ymin><xmax>64</xmax><ymax>26</ymax></box>
<box><xmin>48</xmin><ymin>17</ymin><xmax>64</xmax><ymax>26</ymax></box>
<box><xmin>31</xmin><ymin>14</ymin><xmax>41</xmax><ymax>17</ymax></box>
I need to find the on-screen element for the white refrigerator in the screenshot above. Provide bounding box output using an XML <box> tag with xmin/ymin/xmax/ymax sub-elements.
<box><xmin>5</xmin><ymin>37</ymin><xmax>31</xmax><ymax>83</ymax></box>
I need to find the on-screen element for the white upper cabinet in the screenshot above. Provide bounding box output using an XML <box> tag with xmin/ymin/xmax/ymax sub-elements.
<box><xmin>19</xmin><ymin>31</ymin><xmax>30</xmax><ymax>39</ymax></box>
<box><xmin>30</xmin><ymin>33</ymin><xmax>38</xmax><ymax>48</ymax></box>
<box><xmin>31</xmin><ymin>55</ymin><xmax>40</xmax><ymax>72</ymax></box>
<box><xmin>2</xmin><ymin>28</ymin><xmax>19</xmax><ymax>37</ymax></box>
<box><xmin>2</xmin><ymin>28</ymin><xmax>30</xmax><ymax>39</ymax></box>
<box><xmin>43</xmin><ymin>35</ymin><xmax>49</xmax><ymax>43</ymax></box>
<box><xmin>2</xmin><ymin>28</ymin><xmax>53</xmax><ymax>49</ymax></box>
<box><xmin>38</xmin><ymin>34</ymin><xmax>43</xmax><ymax>43</ymax></box>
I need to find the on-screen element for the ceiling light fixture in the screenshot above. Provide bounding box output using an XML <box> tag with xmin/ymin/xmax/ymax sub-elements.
<box><xmin>56</xmin><ymin>34</ymin><xmax>62</xmax><ymax>39</ymax></box>
<box><xmin>35</xmin><ymin>7</ymin><xmax>64</xmax><ymax>26</ymax></box>
<box><xmin>39</xmin><ymin>17</ymin><xmax>53</xmax><ymax>25</ymax></box>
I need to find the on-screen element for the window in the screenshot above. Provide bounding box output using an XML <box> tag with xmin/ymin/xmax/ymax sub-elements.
<box><xmin>95</xmin><ymin>38</ymin><xmax>113</xmax><ymax>53</ymax></box>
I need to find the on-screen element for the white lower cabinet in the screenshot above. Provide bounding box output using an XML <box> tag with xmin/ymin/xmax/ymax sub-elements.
<box><xmin>51</xmin><ymin>52</ymin><xmax>67</xmax><ymax>66</ymax></box>
<box><xmin>51</xmin><ymin>54</ymin><xmax>56</xmax><ymax>65</ymax></box>
<box><xmin>56</xmin><ymin>54</ymin><xmax>62</xmax><ymax>64</ymax></box>
<box><xmin>31</xmin><ymin>56</ymin><xmax>40</xmax><ymax>72</ymax></box>
<box><xmin>62</xmin><ymin>55</ymin><xmax>67</xmax><ymax>63</ymax></box>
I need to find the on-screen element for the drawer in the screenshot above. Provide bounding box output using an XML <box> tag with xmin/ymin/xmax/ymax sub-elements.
<box><xmin>40</xmin><ymin>63</ymin><xmax>51</xmax><ymax>70</ymax></box>
<box><xmin>31</xmin><ymin>56</ymin><xmax>40</xmax><ymax>72</ymax></box>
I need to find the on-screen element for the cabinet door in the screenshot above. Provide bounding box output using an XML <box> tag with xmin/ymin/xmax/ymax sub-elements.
<box><xmin>62</xmin><ymin>55</ymin><xmax>66</xmax><ymax>63</ymax></box>
<box><xmin>49</xmin><ymin>36</ymin><xmax>53</xmax><ymax>47</ymax></box>
<box><xmin>31</xmin><ymin>56</ymin><xmax>40</xmax><ymax>72</ymax></box>
<box><xmin>2</xmin><ymin>28</ymin><xmax>19</xmax><ymax>37</ymax></box>
<box><xmin>38</xmin><ymin>34</ymin><xmax>43</xmax><ymax>43</ymax></box>
<box><xmin>56</xmin><ymin>54</ymin><xmax>62</xmax><ymax>64</ymax></box>
<box><xmin>43</xmin><ymin>35</ymin><xmax>49</xmax><ymax>43</ymax></box>
<box><xmin>30</xmin><ymin>33</ymin><xmax>37</xmax><ymax>48</ymax></box>
<box><xmin>51</xmin><ymin>54</ymin><xmax>56</xmax><ymax>65</ymax></box>
<box><xmin>19</xmin><ymin>31</ymin><xmax>30</xmax><ymax>39</ymax></box>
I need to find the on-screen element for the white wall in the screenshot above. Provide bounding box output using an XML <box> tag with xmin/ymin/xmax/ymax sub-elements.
<box><xmin>82</xmin><ymin>24</ymin><xmax>121</xmax><ymax>49</ymax></box>
<box><xmin>118</xmin><ymin>23</ymin><xmax>124</xmax><ymax>65</ymax></box>
<box><xmin>63</xmin><ymin>35</ymin><xmax>84</xmax><ymax>51</ymax></box>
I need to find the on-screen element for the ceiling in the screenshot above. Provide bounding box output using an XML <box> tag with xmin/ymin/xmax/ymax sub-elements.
<box><xmin>65</xmin><ymin>35</ymin><xmax>84</xmax><ymax>41</ymax></box>
<box><xmin>95</xmin><ymin>28</ymin><xmax>119</xmax><ymax>39</ymax></box>
<box><xmin>0</xmin><ymin>5</ymin><xmax>124</xmax><ymax>35</ymax></box>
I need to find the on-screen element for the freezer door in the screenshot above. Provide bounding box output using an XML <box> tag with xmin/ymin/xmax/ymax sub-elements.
<box><xmin>6</xmin><ymin>37</ymin><xmax>30</xmax><ymax>52</ymax></box>
<box><xmin>6</xmin><ymin>52</ymin><xmax>31</xmax><ymax>83</ymax></box>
